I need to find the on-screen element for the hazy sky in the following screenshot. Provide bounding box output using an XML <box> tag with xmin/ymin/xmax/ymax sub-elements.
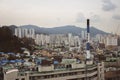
<box><xmin>0</xmin><ymin>0</ymin><xmax>120</xmax><ymax>34</ymax></box>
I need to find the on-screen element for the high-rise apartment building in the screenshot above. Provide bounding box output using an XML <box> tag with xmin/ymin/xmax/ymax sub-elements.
<box><xmin>15</xmin><ymin>28</ymin><xmax>35</xmax><ymax>39</ymax></box>
<box><xmin>81</xmin><ymin>30</ymin><xmax>87</xmax><ymax>40</ymax></box>
<box><xmin>106</xmin><ymin>35</ymin><xmax>118</xmax><ymax>46</ymax></box>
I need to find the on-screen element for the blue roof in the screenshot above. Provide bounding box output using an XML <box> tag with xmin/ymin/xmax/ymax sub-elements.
<box><xmin>9</xmin><ymin>60</ymin><xmax>16</xmax><ymax>63</ymax></box>
<box><xmin>0</xmin><ymin>52</ymin><xmax>4</xmax><ymax>54</ymax></box>
<box><xmin>35</xmin><ymin>59</ymin><xmax>41</xmax><ymax>65</ymax></box>
<box><xmin>0</xmin><ymin>62</ymin><xmax>6</xmax><ymax>65</ymax></box>
<box><xmin>7</xmin><ymin>52</ymin><xmax>15</xmax><ymax>55</ymax></box>
<box><xmin>15</xmin><ymin>59</ymin><xmax>25</xmax><ymax>63</ymax></box>
<box><xmin>1</xmin><ymin>60</ymin><xmax>9</xmax><ymax>63</ymax></box>
<box><xmin>54</xmin><ymin>61</ymin><xmax>59</xmax><ymax>64</ymax></box>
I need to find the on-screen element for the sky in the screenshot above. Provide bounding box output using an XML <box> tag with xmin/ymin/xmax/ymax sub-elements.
<box><xmin>0</xmin><ymin>0</ymin><xmax>120</xmax><ymax>34</ymax></box>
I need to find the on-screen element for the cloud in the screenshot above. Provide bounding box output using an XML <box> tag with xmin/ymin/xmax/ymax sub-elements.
<box><xmin>56</xmin><ymin>18</ymin><xmax>61</xmax><ymax>22</ymax></box>
<box><xmin>76</xmin><ymin>13</ymin><xmax>100</xmax><ymax>23</ymax></box>
<box><xmin>112</xmin><ymin>14</ymin><xmax>120</xmax><ymax>20</ymax></box>
<box><xmin>90</xmin><ymin>15</ymin><xmax>101</xmax><ymax>22</ymax></box>
<box><xmin>76</xmin><ymin>12</ymin><xmax>86</xmax><ymax>23</ymax></box>
<box><xmin>102</xmin><ymin>0</ymin><xmax>116</xmax><ymax>11</ymax></box>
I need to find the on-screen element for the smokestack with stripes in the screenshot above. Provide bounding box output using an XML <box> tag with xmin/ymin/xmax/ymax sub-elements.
<box><xmin>86</xmin><ymin>19</ymin><xmax>91</xmax><ymax>59</ymax></box>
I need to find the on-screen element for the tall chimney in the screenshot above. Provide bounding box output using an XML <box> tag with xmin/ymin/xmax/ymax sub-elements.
<box><xmin>86</xmin><ymin>19</ymin><xmax>91</xmax><ymax>59</ymax></box>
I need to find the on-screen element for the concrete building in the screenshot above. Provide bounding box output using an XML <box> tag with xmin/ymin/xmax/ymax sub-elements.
<box><xmin>81</xmin><ymin>30</ymin><xmax>87</xmax><ymax>40</ymax></box>
<box><xmin>49</xmin><ymin>34</ymin><xmax>66</xmax><ymax>47</ymax></box>
<box><xmin>15</xmin><ymin>28</ymin><xmax>22</xmax><ymax>38</ymax></box>
<box><xmin>74</xmin><ymin>36</ymin><xmax>81</xmax><ymax>47</ymax></box>
<box><xmin>95</xmin><ymin>34</ymin><xmax>105</xmax><ymax>43</ymax></box>
<box><xmin>35</xmin><ymin>33</ymin><xmax>81</xmax><ymax>49</ymax></box>
<box><xmin>35</xmin><ymin>34</ymin><xmax>50</xmax><ymax>46</ymax></box>
<box><xmin>68</xmin><ymin>33</ymin><xmax>73</xmax><ymax>46</ymax></box>
<box><xmin>15</xmin><ymin>28</ymin><xmax>35</xmax><ymax>39</ymax></box>
<box><xmin>1</xmin><ymin>62</ymin><xmax>105</xmax><ymax>80</ymax></box>
<box><xmin>106</xmin><ymin>35</ymin><xmax>118</xmax><ymax>46</ymax></box>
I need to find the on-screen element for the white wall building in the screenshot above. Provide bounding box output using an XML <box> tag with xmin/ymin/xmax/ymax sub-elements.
<box><xmin>106</xmin><ymin>35</ymin><xmax>118</xmax><ymax>46</ymax></box>
<box><xmin>68</xmin><ymin>33</ymin><xmax>74</xmax><ymax>46</ymax></box>
<box><xmin>35</xmin><ymin>34</ymin><xmax>50</xmax><ymax>46</ymax></box>
<box><xmin>81</xmin><ymin>30</ymin><xmax>87</xmax><ymax>39</ymax></box>
<box><xmin>95</xmin><ymin>34</ymin><xmax>105</xmax><ymax>43</ymax></box>
<box><xmin>35</xmin><ymin>33</ymin><xmax>81</xmax><ymax>49</ymax></box>
<box><xmin>15</xmin><ymin>28</ymin><xmax>35</xmax><ymax>39</ymax></box>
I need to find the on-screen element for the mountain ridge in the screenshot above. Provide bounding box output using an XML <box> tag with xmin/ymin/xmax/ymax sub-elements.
<box><xmin>8</xmin><ymin>25</ymin><xmax>108</xmax><ymax>37</ymax></box>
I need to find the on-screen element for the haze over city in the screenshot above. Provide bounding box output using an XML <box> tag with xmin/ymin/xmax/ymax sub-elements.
<box><xmin>0</xmin><ymin>0</ymin><xmax>120</xmax><ymax>34</ymax></box>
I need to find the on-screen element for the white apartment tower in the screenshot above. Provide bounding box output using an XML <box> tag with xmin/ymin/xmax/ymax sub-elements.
<box><xmin>15</xmin><ymin>28</ymin><xmax>35</xmax><ymax>39</ymax></box>
<box><xmin>81</xmin><ymin>30</ymin><xmax>87</xmax><ymax>39</ymax></box>
<box><xmin>68</xmin><ymin>33</ymin><xmax>74</xmax><ymax>46</ymax></box>
<box><xmin>15</xmin><ymin>28</ymin><xmax>22</xmax><ymax>38</ymax></box>
<box><xmin>106</xmin><ymin>35</ymin><xmax>118</xmax><ymax>46</ymax></box>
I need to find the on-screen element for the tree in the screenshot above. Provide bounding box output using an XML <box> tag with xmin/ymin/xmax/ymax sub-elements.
<box><xmin>21</xmin><ymin>37</ymin><xmax>35</xmax><ymax>51</ymax></box>
<box><xmin>0</xmin><ymin>26</ymin><xmax>35</xmax><ymax>53</ymax></box>
<box><xmin>0</xmin><ymin>26</ymin><xmax>22</xmax><ymax>52</ymax></box>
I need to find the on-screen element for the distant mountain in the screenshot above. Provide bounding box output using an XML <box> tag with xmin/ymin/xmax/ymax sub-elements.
<box><xmin>7</xmin><ymin>24</ymin><xmax>108</xmax><ymax>37</ymax></box>
<box><xmin>2</xmin><ymin>25</ymin><xmax>17</xmax><ymax>34</ymax></box>
<box><xmin>19</xmin><ymin>25</ymin><xmax>108</xmax><ymax>37</ymax></box>
<box><xmin>90</xmin><ymin>27</ymin><xmax>108</xmax><ymax>37</ymax></box>
<box><xmin>46</xmin><ymin>25</ymin><xmax>85</xmax><ymax>35</ymax></box>
<box><xmin>8</xmin><ymin>25</ymin><xmax>18</xmax><ymax>34</ymax></box>
<box><xmin>20</xmin><ymin>25</ymin><xmax>49</xmax><ymax>34</ymax></box>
